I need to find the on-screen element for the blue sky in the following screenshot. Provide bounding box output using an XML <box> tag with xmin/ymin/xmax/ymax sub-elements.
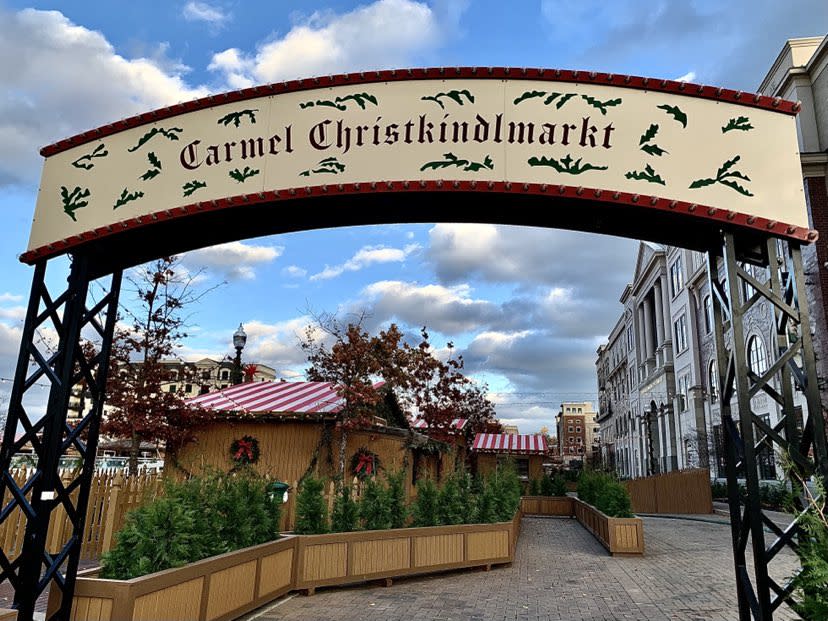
<box><xmin>0</xmin><ymin>0</ymin><xmax>825</xmax><ymax>432</ymax></box>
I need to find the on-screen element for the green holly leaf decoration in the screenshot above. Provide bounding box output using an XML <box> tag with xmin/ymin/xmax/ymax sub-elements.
<box><xmin>182</xmin><ymin>180</ymin><xmax>207</xmax><ymax>197</ymax></box>
<box><xmin>689</xmin><ymin>155</ymin><xmax>753</xmax><ymax>196</ymax></box>
<box><xmin>580</xmin><ymin>95</ymin><xmax>622</xmax><ymax>115</ymax></box>
<box><xmin>127</xmin><ymin>127</ymin><xmax>183</xmax><ymax>152</ymax></box>
<box><xmin>639</xmin><ymin>124</ymin><xmax>659</xmax><ymax>146</ymax></box>
<box><xmin>228</xmin><ymin>166</ymin><xmax>260</xmax><ymax>183</ymax></box>
<box><xmin>527</xmin><ymin>154</ymin><xmax>608</xmax><ymax>175</ymax></box>
<box><xmin>551</xmin><ymin>93</ymin><xmax>577</xmax><ymax>109</ymax></box>
<box><xmin>60</xmin><ymin>186</ymin><xmax>91</xmax><ymax>221</ymax></box>
<box><xmin>513</xmin><ymin>90</ymin><xmax>547</xmax><ymax>105</ymax></box>
<box><xmin>420</xmin><ymin>152</ymin><xmax>494</xmax><ymax>172</ymax></box>
<box><xmin>300</xmin><ymin>92</ymin><xmax>378</xmax><ymax>111</ymax></box>
<box><xmin>139</xmin><ymin>152</ymin><xmax>162</xmax><ymax>181</ymax></box>
<box><xmin>657</xmin><ymin>104</ymin><xmax>687</xmax><ymax>128</ymax></box>
<box><xmin>113</xmin><ymin>188</ymin><xmax>144</xmax><ymax>210</ymax></box>
<box><xmin>421</xmin><ymin>90</ymin><xmax>474</xmax><ymax>109</ymax></box>
<box><xmin>625</xmin><ymin>164</ymin><xmax>666</xmax><ymax>185</ymax></box>
<box><xmin>217</xmin><ymin>109</ymin><xmax>258</xmax><ymax>128</ymax></box>
<box><xmin>71</xmin><ymin>144</ymin><xmax>108</xmax><ymax>170</ymax></box>
<box><xmin>722</xmin><ymin>116</ymin><xmax>753</xmax><ymax>133</ymax></box>
<box><xmin>300</xmin><ymin>157</ymin><xmax>347</xmax><ymax>176</ymax></box>
<box><xmin>641</xmin><ymin>143</ymin><xmax>668</xmax><ymax>157</ymax></box>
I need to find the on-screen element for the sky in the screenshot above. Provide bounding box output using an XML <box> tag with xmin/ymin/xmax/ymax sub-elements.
<box><xmin>0</xmin><ymin>0</ymin><xmax>825</xmax><ymax>433</ymax></box>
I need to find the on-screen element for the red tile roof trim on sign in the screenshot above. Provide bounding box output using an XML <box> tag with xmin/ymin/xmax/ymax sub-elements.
<box><xmin>472</xmin><ymin>433</ymin><xmax>549</xmax><ymax>455</ymax></box>
<box><xmin>39</xmin><ymin>67</ymin><xmax>799</xmax><ymax>158</ymax></box>
<box><xmin>19</xmin><ymin>180</ymin><xmax>817</xmax><ymax>264</ymax></box>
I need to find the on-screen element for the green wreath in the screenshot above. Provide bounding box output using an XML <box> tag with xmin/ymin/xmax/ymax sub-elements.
<box><xmin>230</xmin><ymin>435</ymin><xmax>260</xmax><ymax>466</ymax></box>
<box><xmin>350</xmin><ymin>447</ymin><xmax>380</xmax><ymax>479</ymax></box>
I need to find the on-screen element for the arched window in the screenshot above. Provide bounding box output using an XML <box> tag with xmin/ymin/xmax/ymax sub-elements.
<box><xmin>708</xmin><ymin>360</ymin><xmax>718</xmax><ymax>403</ymax></box>
<box><xmin>703</xmin><ymin>295</ymin><xmax>713</xmax><ymax>334</ymax></box>
<box><xmin>747</xmin><ymin>335</ymin><xmax>768</xmax><ymax>376</ymax></box>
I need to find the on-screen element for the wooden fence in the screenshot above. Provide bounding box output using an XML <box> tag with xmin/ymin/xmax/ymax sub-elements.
<box><xmin>0</xmin><ymin>469</ymin><xmax>161</xmax><ymax>561</ymax></box>
<box><xmin>623</xmin><ymin>468</ymin><xmax>713</xmax><ymax>514</ymax></box>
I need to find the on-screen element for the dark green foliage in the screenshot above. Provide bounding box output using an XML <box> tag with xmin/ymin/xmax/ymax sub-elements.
<box><xmin>529</xmin><ymin>477</ymin><xmax>541</xmax><ymax>496</ymax></box>
<box><xmin>436</xmin><ymin>474</ymin><xmax>463</xmax><ymax>525</ymax></box>
<box><xmin>360</xmin><ymin>477</ymin><xmax>392</xmax><ymax>531</ymax></box>
<box><xmin>294</xmin><ymin>476</ymin><xmax>329</xmax><ymax>534</ymax></box>
<box><xmin>710</xmin><ymin>480</ymin><xmax>729</xmax><ymax>500</ymax></box>
<box><xmin>541</xmin><ymin>474</ymin><xmax>567</xmax><ymax>497</ymax></box>
<box><xmin>474</xmin><ymin>476</ymin><xmax>497</xmax><ymax>523</ymax></box>
<box><xmin>489</xmin><ymin>463</ymin><xmax>522</xmax><ymax>522</ymax></box>
<box><xmin>577</xmin><ymin>470</ymin><xmax>633</xmax><ymax>518</ymax></box>
<box><xmin>791</xmin><ymin>478</ymin><xmax>828</xmax><ymax>619</ymax></box>
<box><xmin>101</xmin><ymin>470</ymin><xmax>281</xmax><ymax>579</ymax></box>
<box><xmin>411</xmin><ymin>478</ymin><xmax>439</xmax><ymax>527</ymax></box>
<box><xmin>456</xmin><ymin>471</ymin><xmax>478</xmax><ymax>524</ymax></box>
<box><xmin>330</xmin><ymin>484</ymin><xmax>359</xmax><ymax>533</ymax></box>
<box><xmin>386</xmin><ymin>470</ymin><xmax>408</xmax><ymax>529</ymax></box>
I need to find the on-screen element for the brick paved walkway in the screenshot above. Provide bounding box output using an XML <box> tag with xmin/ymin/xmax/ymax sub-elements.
<box><xmin>242</xmin><ymin>516</ymin><xmax>802</xmax><ymax>621</ymax></box>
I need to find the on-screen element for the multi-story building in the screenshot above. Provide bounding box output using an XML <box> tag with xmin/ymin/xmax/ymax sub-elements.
<box><xmin>759</xmin><ymin>36</ymin><xmax>828</xmax><ymax>414</ymax></box>
<box><xmin>596</xmin><ymin>36</ymin><xmax>826</xmax><ymax>481</ymax></box>
<box><xmin>555</xmin><ymin>402</ymin><xmax>597</xmax><ymax>466</ymax></box>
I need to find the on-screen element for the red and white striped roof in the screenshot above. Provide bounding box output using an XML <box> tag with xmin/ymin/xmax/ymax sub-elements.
<box><xmin>410</xmin><ymin>417</ymin><xmax>467</xmax><ymax>432</ymax></box>
<box><xmin>187</xmin><ymin>380</ymin><xmax>381</xmax><ymax>415</ymax></box>
<box><xmin>471</xmin><ymin>433</ymin><xmax>548</xmax><ymax>455</ymax></box>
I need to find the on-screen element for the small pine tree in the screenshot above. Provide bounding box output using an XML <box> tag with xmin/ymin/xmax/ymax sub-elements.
<box><xmin>529</xmin><ymin>477</ymin><xmax>541</xmax><ymax>496</ymax></box>
<box><xmin>360</xmin><ymin>477</ymin><xmax>392</xmax><ymax>530</ymax></box>
<box><xmin>490</xmin><ymin>462</ymin><xmax>522</xmax><ymax>521</ymax></box>
<box><xmin>411</xmin><ymin>478</ymin><xmax>439</xmax><ymax>527</ymax></box>
<box><xmin>386</xmin><ymin>470</ymin><xmax>408</xmax><ymax>529</ymax></box>
<box><xmin>331</xmin><ymin>483</ymin><xmax>360</xmax><ymax>533</ymax></box>
<box><xmin>294</xmin><ymin>476</ymin><xmax>329</xmax><ymax>534</ymax></box>
<box><xmin>437</xmin><ymin>473</ymin><xmax>466</xmax><ymax>525</ymax></box>
<box><xmin>475</xmin><ymin>476</ymin><xmax>497</xmax><ymax>523</ymax></box>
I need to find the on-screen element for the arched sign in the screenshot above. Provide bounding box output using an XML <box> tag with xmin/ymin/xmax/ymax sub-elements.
<box><xmin>25</xmin><ymin>68</ymin><xmax>812</xmax><ymax>269</ymax></box>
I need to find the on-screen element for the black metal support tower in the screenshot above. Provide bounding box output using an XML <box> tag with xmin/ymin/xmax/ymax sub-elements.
<box><xmin>707</xmin><ymin>232</ymin><xmax>828</xmax><ymax>620</ymax></box>
<box><xmin>0</xmin><ymin>254</ymin><xmax>121</xmax><ymax>621</ymax></box>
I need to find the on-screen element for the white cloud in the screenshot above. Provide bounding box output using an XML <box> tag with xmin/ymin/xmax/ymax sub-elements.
<box><xmin>674</xmin><ymin>71</ymin><xmax>696</xmax><ymax>82</ymax></box>
<box><xmin>361</xmin><ymin>280</ymin><xmax>499</xmax><ymax>334</ymax></box>
<box><xmin>0</xmin><ymin>307</ymin><xmax>26</xmax><ymax>321</ymax></box>
<box><xmin>310</xmin><ymin>244</ymin><xmax>419</xmax><ymax>281</ymax></box>
<box><xmin>182</xmin><ymin>1</ymin><xmax>230</xmax><ymax>26</ymax></box>
<box><xmin>208</xmin><ymin>0</ymin><xmax>451</xmax><ymax>87</ymax></box>
<box><xmin>282</xmin><ymin>265</ymin><xmax>308</xmax><ymax>278</ymax></box>
<box><xmin>0</xmin><ymin>294</ymin><xmax>23</xmax><ymax>303</ymax></box>
<box><xmin>0</xmin><ymin>8</ymin><xmax>209</xmax><ymax>187</ymax></box>
<box><xmin>183</xmin><ymin>241</ymin><xmax>283</xmax><ymax>280</ymax></box>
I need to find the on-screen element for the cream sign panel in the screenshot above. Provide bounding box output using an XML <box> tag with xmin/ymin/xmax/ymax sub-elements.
<box><xmin>30</xmin><ymin>77</ymin><xmax>807</xmax><ymax>253</ymax></box>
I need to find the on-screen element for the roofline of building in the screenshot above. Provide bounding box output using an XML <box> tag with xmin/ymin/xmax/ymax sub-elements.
<box><xmin>758</xmin><ymin>36</ymin><xmax>826</xmax><ymax>95</ymax></box>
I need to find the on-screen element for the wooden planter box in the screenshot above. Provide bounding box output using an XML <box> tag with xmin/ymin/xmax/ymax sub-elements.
<box><xmin>294</xmin><ymin>515</ymin><xmax>519</xmax><ymax>592</ymax></box>
<box><xmin>573</xmin><ymin>498</ymin><xmax>644</xmax><ymax>555</ymax></box>
<box><xmin>50</xmin><ymin>515</ymin><xmax>522</xmax><ymax>621</ymax></box>
<box><xmin>46</xmin><ymin>536</ymin><xmax>296</xmax><ymax>621</ymax></box>
<box><xmin>520</xmin><ymin>496</ymin><xmax>573</xmax><ymax>516</ymax></box>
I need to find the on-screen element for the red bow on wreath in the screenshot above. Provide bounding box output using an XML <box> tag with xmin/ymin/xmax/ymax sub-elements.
<box><xmin>234</xmin><ymin>439</ymin><xmax>255</xmax><ymax>461</ymax></box>
<box><xmin>355</xmin><ymin>453</ymin><xmax>375</xmax><ymax>476</ymax></box>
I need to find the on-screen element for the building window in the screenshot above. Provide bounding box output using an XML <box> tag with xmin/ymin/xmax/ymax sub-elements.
<box><xmin>670</xmin><ymin>256</ymin><xmax>684</xmax><ymax>296</ymax></box>
<box><xmin>708</xmin><ymin>361</ymin><xmax>718</xmax><ymax>404</ymax></box>
<box><xmin>674</xmin><ymin>315</ymin><xmax>688</xmax><ymax>353</ymax></box>
<box><xmin>220</xmin><ymin>369</ymin><xmax>230</xmax><ymax>380</ymax></box>
<box><xmin>575</xmin><ymin>426</ymin><xmax>581</xmax><ymax>433</ymax></box>
<box><xmin>747</xmin><ymin>335</ymin><xmax>768</xmax><ymax>376</ymax></box>
<box><xmin>569</xmin><ymin>437</ymin><xmax>575</xmax><ymax>444</ymax></box>
<box><xmin>221</xmin><ymin>383</ymin><xmax>228</xmax><ymax>389</ymax></box>
<box><xmin>568</xmin><ymin>426</ymin><xmax>574</xmax><ymax>433</ymax></box>
<box><xmin>679</xmin><ymin>374</ymin><xmax>690</xmax><ymax>412</ymax></box>
<box><xmin>168</xmin><ymin>384</ymin><xmax>177</xmax><ymax>393</ymax></box>
<box><xmin>200</xmin><ymin>385</ymin><xmax>210</xmax><ymax>394</ymax></box>
<box><xmin>185</xmin><ymin>383</ymin><xmax>193</xmax><ymax>394</ymax></box>
<box><xmin>627</xmin><ymin>325</ymin><xmax>634</xmax><ymax>351</ymax></box>
<box><xmin>201</xmin><ymin>370</ymin><xmax>210</xmax><ymax>380</ymax></box>
<box><xmin>740</xmin><ymin>263</ymin><xmax>758</xmax><ymax>300</ymax></box>
<box><xmin>757</xmin><ymin>414</ymin><xmax>776</xmax><ymax>480</ymax></box>
<box><xmin>703</xmin><ymin>295</ymin><xmax>713</xmax><ymax>334</ymax></box>
<box><xmin>514</xmin><ymin>458</ymin><xmax>530</xmax><ymax>479</ymax></box>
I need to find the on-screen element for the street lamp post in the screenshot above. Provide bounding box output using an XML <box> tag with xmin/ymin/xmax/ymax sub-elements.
<box><xmin>231</xmin><ymin>323</ymin><xmax>247</xmax><ymax>385</ymax></box>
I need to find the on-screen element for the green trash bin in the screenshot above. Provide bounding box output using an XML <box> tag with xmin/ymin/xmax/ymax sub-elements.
<box><xmin>268</xmin><ymin>481</ymin><xmax>290</xmax><ymax>504</ymax></box>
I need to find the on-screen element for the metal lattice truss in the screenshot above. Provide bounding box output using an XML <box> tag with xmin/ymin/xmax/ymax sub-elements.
<box><xmin>0</xmin><ymin>256</ymin><xmax>122</xmax><ymax>621</ymax></box>
<box><xmin>707</xmin><ymin>233</ymin><xmax>828</xmax><ymax>620</ymax></box>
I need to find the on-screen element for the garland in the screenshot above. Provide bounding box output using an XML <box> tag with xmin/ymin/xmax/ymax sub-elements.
<box><xmin>350</xmin><ymin>447</ymin><xmax>380</xmax><ymax>479</ymax></box>
<box><xmin>230</xmin><ymin>435</ymin><xmax>260</xmax><ymax>466</ymax></box>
